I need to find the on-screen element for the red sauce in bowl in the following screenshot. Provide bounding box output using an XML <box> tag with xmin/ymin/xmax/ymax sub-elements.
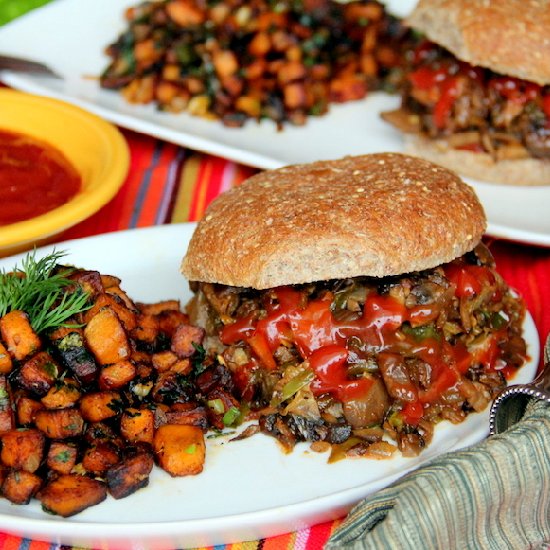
<box><xmin>0</xmin><ymin>130</ymin><xmax>81</xmax><ymax>226</ymax></box>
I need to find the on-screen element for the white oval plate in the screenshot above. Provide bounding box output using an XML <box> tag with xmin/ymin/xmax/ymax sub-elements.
<box><xmin>0</xmin><ymin>224</ymin><xmax>539</xmax><ymax>549</ymax></box>
<box><xmin>1</xmin><ymin>0</ymin><xmax>550</xmax><ymax>246</ymax></box>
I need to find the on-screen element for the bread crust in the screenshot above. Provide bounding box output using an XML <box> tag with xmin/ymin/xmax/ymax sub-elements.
<box><xmin>181</xmin><ymin>153</ymin><xmax>486</xmax><ymax>289</ymax></box>
<box><xmin>406</xmin><ymin>0</ymin><xmax>550</xmax><ymax>85</ymax></box>
<box><xmin>405</xmin><ymin>135</ymin><xmax>550</xmax><ymax>186</ymax></box>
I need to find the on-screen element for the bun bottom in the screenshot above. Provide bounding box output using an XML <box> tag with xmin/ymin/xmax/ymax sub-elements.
<box><xmin>404</xmin><ymin>135</ymin><xmax>550</xmax><ymax>187</ymax></box>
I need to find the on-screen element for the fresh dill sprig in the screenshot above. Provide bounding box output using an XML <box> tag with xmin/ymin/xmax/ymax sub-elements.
<box><xmin>0</xmin><ymin>249</ymin><xmax>91</xmax><ymax>334</ymax></box>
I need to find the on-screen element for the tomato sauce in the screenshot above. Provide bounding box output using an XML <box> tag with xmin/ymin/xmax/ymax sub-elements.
<box><xmin>0</xmin><ymin>130</ymin><xmax>81</xmax><ymax>225</ymax></box>
<box><xmin>220</xmin><ymin>260</ymin><xmax>510</xmax><ymax>424</ymax></box>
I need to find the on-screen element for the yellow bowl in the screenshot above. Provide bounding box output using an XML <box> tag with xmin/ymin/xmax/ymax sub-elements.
<box><xmin>0</xmin><ymin>89</ymin><xmax>129</xmax><ymax>255</ymax></box>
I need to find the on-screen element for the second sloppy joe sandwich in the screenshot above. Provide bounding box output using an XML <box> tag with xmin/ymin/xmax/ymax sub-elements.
<box><xmin>181</xmin><ymin>153</ymin><xmax>527</xmax><ymax>457</ymax></box>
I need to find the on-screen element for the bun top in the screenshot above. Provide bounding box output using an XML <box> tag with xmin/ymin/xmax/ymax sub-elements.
<box><xmin>406</xmin><ymin>0</ymin><xmax>550</xmax><ymax>85</ymax></box>
<box><xmin>181</xmin><ymin>153</ymin><xmax>486</xmax><ymax>289</ymax></box>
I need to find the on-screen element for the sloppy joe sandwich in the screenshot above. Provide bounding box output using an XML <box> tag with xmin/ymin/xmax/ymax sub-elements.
<box><xmin>382</xmin><ymin>0</ymin><xmax>550</xmax><ymax>186</ymax></box>
<box><xmin>181</xmin><ymin>153</ymin><xmax>527</xmax><ymax>457</ymax></box>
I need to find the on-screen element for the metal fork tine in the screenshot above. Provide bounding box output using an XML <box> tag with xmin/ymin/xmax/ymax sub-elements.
<box><xmin>0</xmin><ymin>55</ymin><xmax>60</xmax><ymax>78</ymax></box>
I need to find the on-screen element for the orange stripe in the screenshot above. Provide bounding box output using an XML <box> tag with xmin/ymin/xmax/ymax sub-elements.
<box><xmin>3</xmin><ymin>535</ymin><xmax>24</xmax><ymax>550</ymax></box>
<box><xmin>261</xmin><ymin>530</ymin><xmax>296</xmax><ymax>550</ymax></box>
<box><xmin>27</xmin><ymin>540</ymin><xmax>51</xmax><ymax>550</ymax></box>
<box><xmin>190</xmin><ymin>157</ymin><xmax>214</xmax><ymax>221</ymax></box>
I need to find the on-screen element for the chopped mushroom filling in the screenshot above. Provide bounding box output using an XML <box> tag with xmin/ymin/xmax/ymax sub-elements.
<box><xmin>383</xmin><ymin>41</ymin><xmax>550</xmax><ymax>160</ymax></box>
<box><xmin>187</xmin><ymin>243</ymin><xmax>527</xmax><ymax>458</ymax></box>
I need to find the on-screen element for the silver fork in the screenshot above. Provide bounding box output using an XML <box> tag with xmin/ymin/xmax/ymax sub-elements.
<box><xmin>489</xmin><ymin>334</ymin><xmax>550</xmax><ymax>435</ymax></box>
<box><xmin>0</xmin><ymin>54</ymin><xmax>60</xmax><ymax>78</ymax></box>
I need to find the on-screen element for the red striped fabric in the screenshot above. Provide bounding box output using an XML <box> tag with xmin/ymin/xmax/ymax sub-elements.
<box><xmin>1</xmin><ymin>129</ymin><xmax>549</xmax><ymax>550</ymax></box>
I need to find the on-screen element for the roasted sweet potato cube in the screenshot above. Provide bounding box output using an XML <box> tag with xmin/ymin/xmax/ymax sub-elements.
<box><xmin>38</xmin><ymin>474</ymin><xmax>107</xmax><ymax>517</ymax></box>
<box><xmin>41</xmin><ymin>380</ymin><xmax>81</xmax><ymax>409</ymax></box>
<box><xmin>84</xmin><ymin>422</ymin><xmax>123</xmax><ymax>448</ymax></box>
<box><xmin>106</xmin><ymin>450</ymin><xmax>154</xmax><ymax>499</ymax></box>
<box><xmin>157</xmin><ymin>310</ymin><xmax>190</xmax><ymax>338</ymax></box>
<box><xmin>137</xmin><ymin>300</ymin><xmax>181</xmax><ymax>315</ymax></box>
<box><xmin>131</xmin><ymin>313</ymin><xmax>159</xmax><ymax>345</ymax></box>
<box><xmin>0</xmin><ymin>464</ymin><xmax>8</xmax><ymax>486</ymax></box>
<box><xmin>0</xmin><ymin>342</ymin><xmax>13</xmax><ymax>374</ymax></box>
<box><xmin>164</xmin><ymin>403</ymin><xmax>209</xmax><ymax>431</ymax></box>
<box><xmin>84</xmin><ymin>307</ymin><xmax>131</xmax><ymax>365</ymax></box>
<box><xmin>2</xmin><ymin>470</ymin><xmax>42</xmax><ymax>504</ymax></box>
<box><xmin>151</xmin><ymin>371</ymin><xmax>193</xmax><ymax>404</ymax></box>
<box><xmin>82</xmin><ymin>442</ymin><xmax>120</xmax><ymax>475</ymax></box>
<box><xmin>102</xmin><ymin>274</ymin><xmax>136</xmax><ymax>305</ymax></box>
<box><xmin>17</xmin><ymin>351</ymin><xmax>58</xmax><ymax>396</ymax></box>
<box><xmin>0</xmin><ymin>376</ymin><xmax>14</xmax><ymax>434</ymax></box>
<box><xmin>16</xmin><ymin>396</ymin><xmax>43</xmax><ymax>425</ymax></box>
<box><xmin>47</xmin><ymin>441</ymin><xmax>78</xmax><ymax>474</ymax></box>
<box><xmin>80</xmin><ymin>391</ymin><xmax>121</xmax><ymax>422</ymax></box>
<box><xmin>152</xmin><ymin>350</ymin><xmax>178</xmax><ymax>372</ymax></box>
<box><xmin>51</xmin><ymin>331</ymin><xmax>98</xmax><ymax>385</ymax></box>
<box><xmin>0</xmin><ymin>310</ymin><xmax>41</xmax><ymax>361</ymax></box>
<box><xmin>0</xmin><ymin>428</ymin><xmax>45</xmax><ymax>472</ymax></box>
<box><xmin>99</xmin><ymin>361</ymin><xmax>136</xmax><ymax>390</ymax></box>
<box><xmin>171</xmin><ymin>325</ymin><xmax>205</xmax><ymax>358</ymax></box>
<box><xmin>34</xmin><ymin>408</ymin><xmax>84</xmax><ymax>439</ymax></box>
<box><xmin>100</xmin><ymin>274</ymin><xmax>122</xmax><ymax>289</ymax></box>
<box><xmin>84</xmin><ymin>293</ymin><xmax>137</xmax><ymax>332</ymax></box>
<box><xmin>68</xmin><ymin>270</ymin><xmax>104</xmax><ymax>298</ymax></box>
<box><xmin>153</xmin><ymin>424</ymin><xmax>205</xmax><ymax>476</ymax></box>
<box><xmin>120</xmin><ymin>408</ymin><xmax>155</xmax><ymax>444</ymax></box>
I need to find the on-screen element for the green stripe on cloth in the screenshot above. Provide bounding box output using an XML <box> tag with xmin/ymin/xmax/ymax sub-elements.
<box><xmin>326</xmin><ymin>400</ymin><xmax>550</xmax><ymax>550</ymax></box>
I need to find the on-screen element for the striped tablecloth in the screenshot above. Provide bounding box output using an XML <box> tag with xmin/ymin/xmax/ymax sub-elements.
<box><xmin>2</xmin><ymin>127</ymin><xmax>550</xmax><ymax>550</ymax></box>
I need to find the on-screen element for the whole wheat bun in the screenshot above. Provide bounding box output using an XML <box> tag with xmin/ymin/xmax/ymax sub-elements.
<box><xmin>181</xmin><ymin>153</ymin><xmax>486</xmax><ymax>289</ymax></box>
<box><xmin>404</xmin><ymin>135</ymin><xmax>550</xmax><ymax>186</ymax></box>
<box><xmin>406</xmin><ymin>0</ymin><xmax>550</xmax><ymax>85</ymax></box>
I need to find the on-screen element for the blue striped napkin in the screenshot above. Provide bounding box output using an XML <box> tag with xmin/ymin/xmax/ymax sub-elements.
<box><xmin>327</xmin><ymin>399</ymin><xmax>550</xmax><ymax>549</ymax></box>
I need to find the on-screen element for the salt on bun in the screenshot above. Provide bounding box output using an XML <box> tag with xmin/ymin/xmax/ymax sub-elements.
<box><xmin>181</xmin><ymin>153</ymin><xmax>486</xmax><ymax>289</ymax></box>
<box><xmin>406</xmin><ymin>0</ymin><xmax>550</xmax><ymax>86</ymax></box>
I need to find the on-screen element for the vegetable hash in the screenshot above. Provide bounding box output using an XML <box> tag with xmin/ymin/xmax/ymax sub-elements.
<box><xmin>100</xmin><ymin>0</ymin><xmax>406</xmax><ymax>128</ymax></box>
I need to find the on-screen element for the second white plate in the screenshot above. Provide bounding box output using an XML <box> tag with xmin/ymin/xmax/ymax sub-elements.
<box><xmin>1</xmin><ymin>0</ymin><xmax>549</xmax><ymax>246</ymax></box>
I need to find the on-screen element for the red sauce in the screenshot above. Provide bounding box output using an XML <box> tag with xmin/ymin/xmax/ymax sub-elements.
<box><xmin>408</xmin><ymin>41</ymin><xmax>550</xmax><ymax>130</ymax></box>
<box><xmin>0</xmin><ymin>130</ymin><xmax>81</xmax><ymax>225</ymax></box>
<box><xmin>220</xmin><ymin>260</ymin><xmax>510</xmax><ymax>424</ymax></box>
